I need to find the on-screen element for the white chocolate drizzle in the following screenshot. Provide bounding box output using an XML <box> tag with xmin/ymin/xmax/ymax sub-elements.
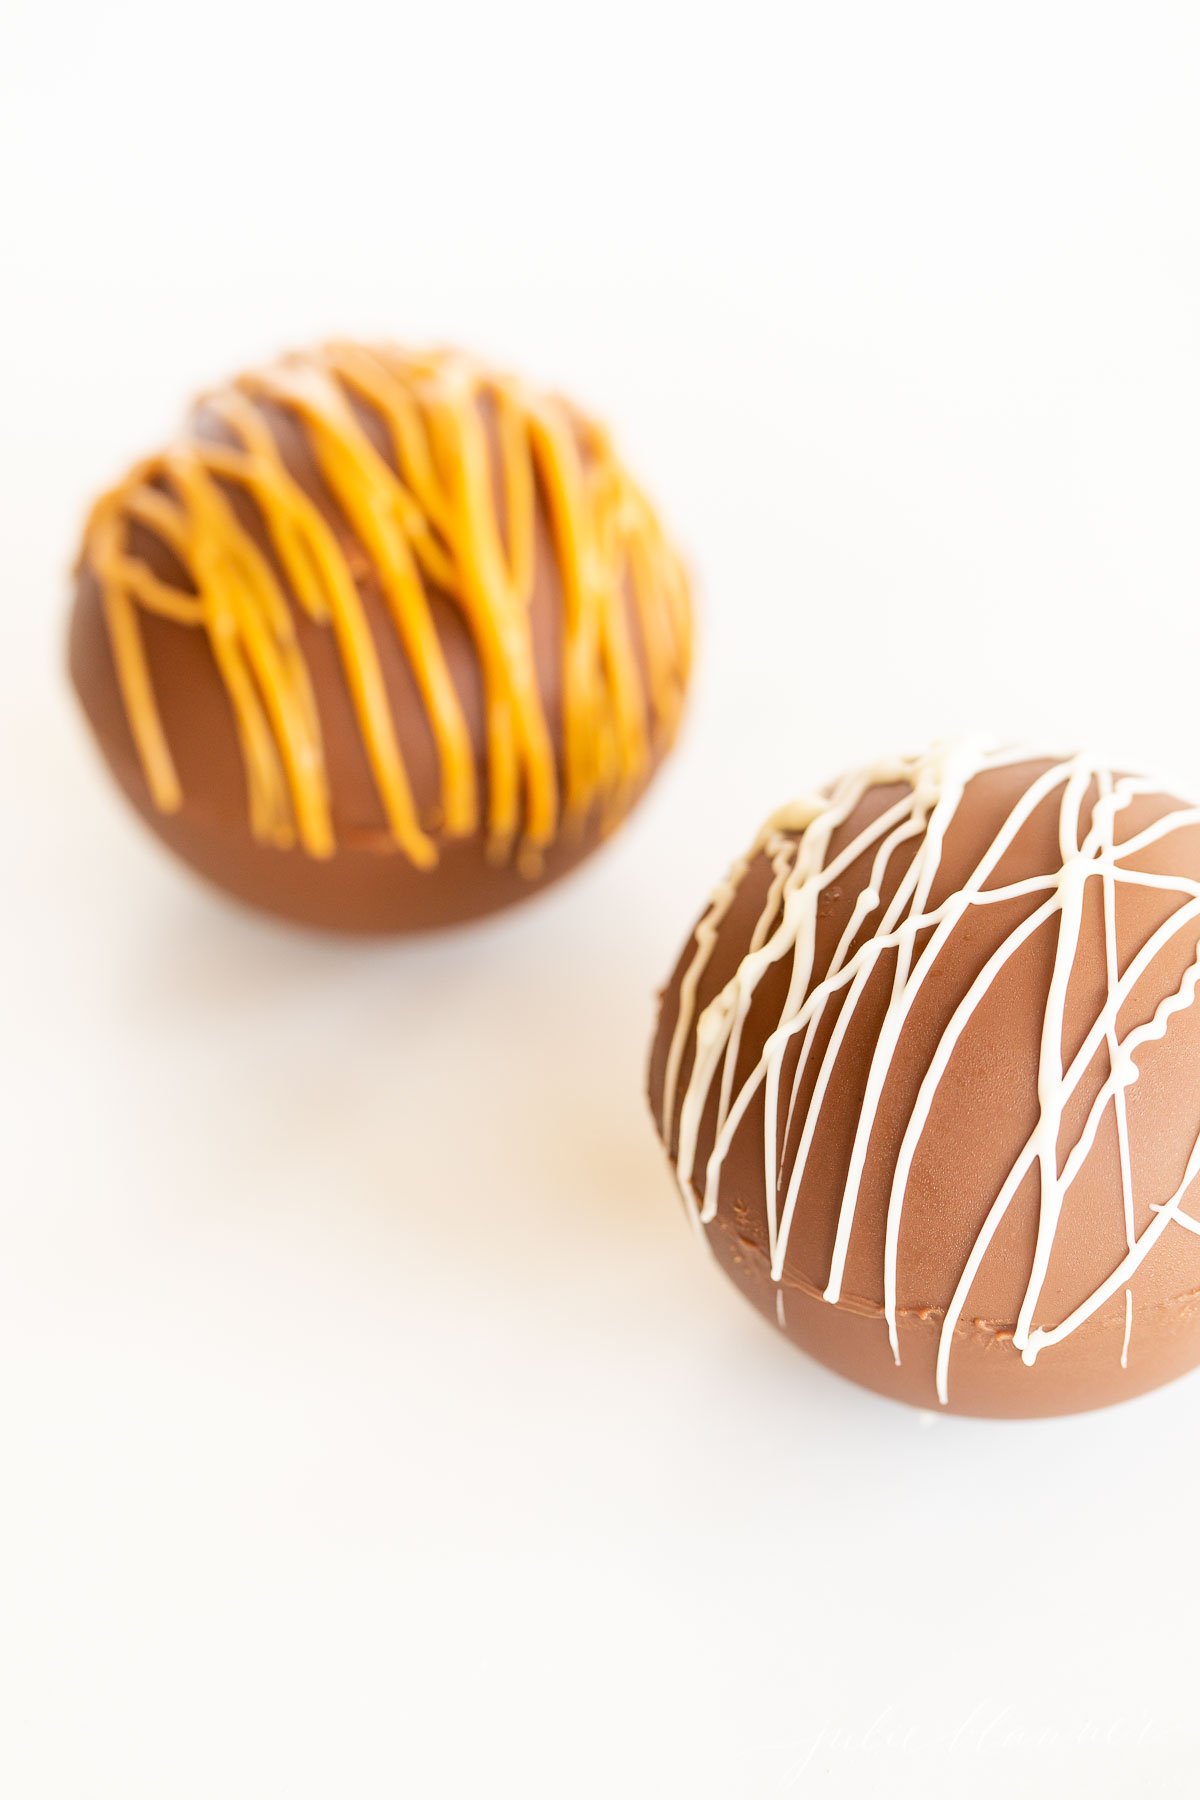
<box><xmin>665</xmin><ymin>743</ymin><xmax>1200</xmax><ymax>1405</ymax></box>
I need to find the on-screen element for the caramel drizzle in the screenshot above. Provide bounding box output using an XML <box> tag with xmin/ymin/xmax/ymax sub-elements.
<box><xmin>82</xmin><ymin>345</ymin><xmax>692</xmax><ymax>865</ymax></box>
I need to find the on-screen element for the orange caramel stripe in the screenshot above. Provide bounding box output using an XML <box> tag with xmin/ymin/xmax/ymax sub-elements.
<box><xmin>80</xmin><ymin>344</ymin><xmax>693</xmax><ymax>867</ymax></box>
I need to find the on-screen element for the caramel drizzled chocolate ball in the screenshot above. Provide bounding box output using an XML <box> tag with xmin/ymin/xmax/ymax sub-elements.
<box><xmin>648</xmin><ymin>743</ymin><xmax>1200</xmax><ymax>1418</ymax></box>
<box><xmin>69</xmin><ymin>344</ymin><xmax>692</xmax><ymax>931</ymax></box>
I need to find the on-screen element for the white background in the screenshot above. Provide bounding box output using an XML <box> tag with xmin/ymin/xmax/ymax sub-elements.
<box><xmin>3</xmin><ymin>2</ymin><xmax>1200</xmax><ymax>1794</ymax></box>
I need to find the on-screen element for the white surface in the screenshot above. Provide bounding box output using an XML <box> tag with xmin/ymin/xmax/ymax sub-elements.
<box><xmin>4</xmin><ymin>2</ymin><xmax>1200</xmax><ymax>1794</ymax></box>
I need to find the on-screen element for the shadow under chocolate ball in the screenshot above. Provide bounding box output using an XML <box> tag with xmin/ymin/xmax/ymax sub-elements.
<box><xmin>69</xmin><ymin>343</ymin><xmax>692</xmax><ymax>933</ymax></box>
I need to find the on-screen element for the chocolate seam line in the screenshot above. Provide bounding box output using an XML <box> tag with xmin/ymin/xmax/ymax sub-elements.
<box><xmin>728</xmin><ymin>1223</ymin><xmax>1200</xmax><ymax>1337</ymax></box>
<box><xmin>80</xmin><ymin>344</ymin><xmax>692</xmax><ymax>866</ymax></box>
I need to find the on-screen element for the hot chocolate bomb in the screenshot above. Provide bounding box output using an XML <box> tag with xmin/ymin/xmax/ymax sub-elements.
<box><xmin>649</xmin><ymin>744</ymin><xmax>1200</xmax><ymax>1418</ymax></box>
<box><xmin>69</xmin><ymin>344</ymin><xmax>692</xmax><ymax>931</ymax></box>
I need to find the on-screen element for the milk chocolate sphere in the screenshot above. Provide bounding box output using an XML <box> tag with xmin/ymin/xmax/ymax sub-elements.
<box><xmin>69</xmin><ymin>343</ymin><xmax>692</xmax><ymax>932</ymax></box>
<box><xmin>648</xmin><ymin>744</ymin><xmax>1200</xmax><ymax>1418</ymax></box>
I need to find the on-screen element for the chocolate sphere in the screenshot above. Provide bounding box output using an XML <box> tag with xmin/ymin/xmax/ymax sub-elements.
<box><xmin>648</xmin><ymin>744</ymin><xmax>1200</xmax><ymax>1418</ymax></box>
<box><xmin>69</xmin><ymin>343</ymin><xmax>692</xmax><ymax>932</ymax></box>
